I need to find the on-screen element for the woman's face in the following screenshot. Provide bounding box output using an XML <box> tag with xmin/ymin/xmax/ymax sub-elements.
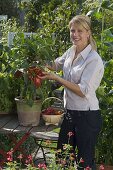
<box><xmin>70</xmin><ymin>23</ymin><xmax>90</xmax><ymax>49</ymax></box>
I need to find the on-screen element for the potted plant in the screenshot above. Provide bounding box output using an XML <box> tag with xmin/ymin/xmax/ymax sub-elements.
<box><xmin>10</xmin><ymin>32</ymin><xmax>55</xmax><ymax>126</ymax></box>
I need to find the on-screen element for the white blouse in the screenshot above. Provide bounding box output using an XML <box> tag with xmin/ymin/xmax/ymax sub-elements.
<box><xmin>55</xmin><ymin>44</ymin><xmax>104</xmax><ymax>110</ymax></box>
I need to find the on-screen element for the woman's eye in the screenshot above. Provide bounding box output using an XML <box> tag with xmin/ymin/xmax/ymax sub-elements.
<box><xmin>78</xmin><ymin>29</ymin><xmax>82</xmax><ymax>33</ymax></box>
<box><xmin>71</xmin><ymin>30</ymin><xmax>75</xmax><ymax>33</ymax></box>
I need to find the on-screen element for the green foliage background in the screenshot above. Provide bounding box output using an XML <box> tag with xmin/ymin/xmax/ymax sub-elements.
<box><xmin>0</xmin><ymin>0</ymin><xmax>113</xmax><ymax>166</ymax></box>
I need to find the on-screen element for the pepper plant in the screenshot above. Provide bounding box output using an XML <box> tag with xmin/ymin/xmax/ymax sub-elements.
<box><xmin>9</xmin><ymin>32</ymin><xmax>55</xmax><ymax>106</ymax></box>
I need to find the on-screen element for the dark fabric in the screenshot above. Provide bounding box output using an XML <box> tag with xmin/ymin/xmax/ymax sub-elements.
<box><xmin>57</xmin><ymin>109</ymin><xmax>102</xmax><ymax>169</ymax></box>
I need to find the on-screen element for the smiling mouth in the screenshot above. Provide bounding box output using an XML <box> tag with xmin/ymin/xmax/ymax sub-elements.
<box><xmin>74</xmin><ymin>38</ymin><xmax>79</xmax><ymax>40</ymax></box>
<box><xmin>73</xmin><ymin>39</ymin><xmax>80</xmax><ymax>42</ymax></box>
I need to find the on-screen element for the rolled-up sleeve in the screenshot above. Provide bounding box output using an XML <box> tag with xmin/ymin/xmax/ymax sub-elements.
<box><xmin>78</xmin><ymin>59</ymin><xmax>104</xmax><ymax>97</ymax></box>
<box><xmin>55</xmin><ymin>50</ymin><xmax>70</xmax><ymax>71</ymax></box>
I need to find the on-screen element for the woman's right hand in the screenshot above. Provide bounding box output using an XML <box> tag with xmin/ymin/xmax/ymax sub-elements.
<box><xmin>38</xmin><ymin>71</ymin><xmax>59</xmax><ymax>81</ymax></box>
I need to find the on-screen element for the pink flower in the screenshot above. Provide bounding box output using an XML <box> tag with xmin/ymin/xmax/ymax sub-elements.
<box><xmin>99</xmin><ymin>165</ymin><xmax>105</xmax><ymax>170</ymax></box>
<box><xmin>25</xmin><ymin>155</ymin><xmax>33</xmax><ymax>164</ymax></box>
<box><xmin>27</xmin><ymin>154</ymin><xmax>33</xmax><ymax>161</ymax></box>
<box><xmin>38</xmin><ymin>163</ymin><xmax>47</xmax><ymax>169</ymax></box>
<box><xmin>17</xmin><ymin>154</ymin><xmax>23</xmax><ymax>159</ymax></box>
<box><xmin>7</xmin><ymin>156</ymin><xmax>13</xmax><ymax>162</ymax></box>
<box><xmin>7</xmin><ymin>150</ymin><xmax>13</xmax><ymax>156</ymax></box>
<box><xmin>80</xmin><ymin>158</ymin><xmax>85</xmax><ymax>163</ymax></box>
<box><xmin>67</xmin><ymin>132</ymin><xmax>74</xmax><ymax>137</ymax></box>
<box><xmin>85</xmin><ymin>167</ymin><xmax>90</xmax><ymax>170</ymax></box>
<box><xmin>25</xmin><ymin>159</ymin><xmax>29</xmax><ymax>164</ymax></box>
<box><xmin>7</xmin><ymin>150</ymin><xmax>13</xmax><ymax>162</ymax></box>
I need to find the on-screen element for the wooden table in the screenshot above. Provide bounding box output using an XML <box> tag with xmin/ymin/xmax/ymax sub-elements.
<box><xmin>0</xmin><ymin>114</ymin><xmax>59</xmax><ymax>167</ymax></box>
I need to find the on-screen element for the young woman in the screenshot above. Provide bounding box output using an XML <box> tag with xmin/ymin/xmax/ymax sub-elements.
<box><xmin>39</xmin><ymin>15</ymin><xmax>104</xmax><ymax>170</ymax></box>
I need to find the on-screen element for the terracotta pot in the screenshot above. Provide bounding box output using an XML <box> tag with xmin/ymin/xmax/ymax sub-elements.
<box><xmin>15</xmin><ymin>97</ymin><xmax>42</xmax><ymax>126</ymax></box>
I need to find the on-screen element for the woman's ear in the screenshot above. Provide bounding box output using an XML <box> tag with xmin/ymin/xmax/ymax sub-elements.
<box><xmin>87</xmin><ymin>30</ymin><xmax>91</xmax><ymax>41</ymax></box>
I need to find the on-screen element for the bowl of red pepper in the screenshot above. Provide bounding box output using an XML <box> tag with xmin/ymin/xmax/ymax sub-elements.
<box><xmin>42</xmin><ymin>107</ymin><xmax>64</xmax><ymax>125</ymax></box>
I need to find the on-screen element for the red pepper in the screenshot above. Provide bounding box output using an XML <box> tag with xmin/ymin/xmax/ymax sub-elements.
<box><xmin>28</xmin><ymin>67</ymin><xmax>45</xmax><ymax>77</ymax></box>
<box><xmin>33</xmin><ymin>77</ymin><xmax>42</xmax><ymax>87</ymax></box>
<box><xmin>37</xmin><ymin>70</ymin><xmax>45</xmax><ymax>77</ymax></box>
<box><xmin>42</xmin><ymin>107</ymin><xmax>55</xmax><ymax>115</ymax></box>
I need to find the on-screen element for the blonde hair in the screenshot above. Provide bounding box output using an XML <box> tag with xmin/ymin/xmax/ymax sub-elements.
<box><xmin>69</xmin><ymin>15</ymin><xmax>97</xmax><ymax>51</ymax></box>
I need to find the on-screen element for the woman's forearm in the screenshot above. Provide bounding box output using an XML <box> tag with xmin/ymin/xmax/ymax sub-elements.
<box><xmin>55</xmin><ymin>76</ymin><xmax>85</xmax><ymax>97</ymax></box>
<box><xmin>40</xmin><ymin>70</ymin><xmax>85</xmax><ymax>97</ymax></box>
